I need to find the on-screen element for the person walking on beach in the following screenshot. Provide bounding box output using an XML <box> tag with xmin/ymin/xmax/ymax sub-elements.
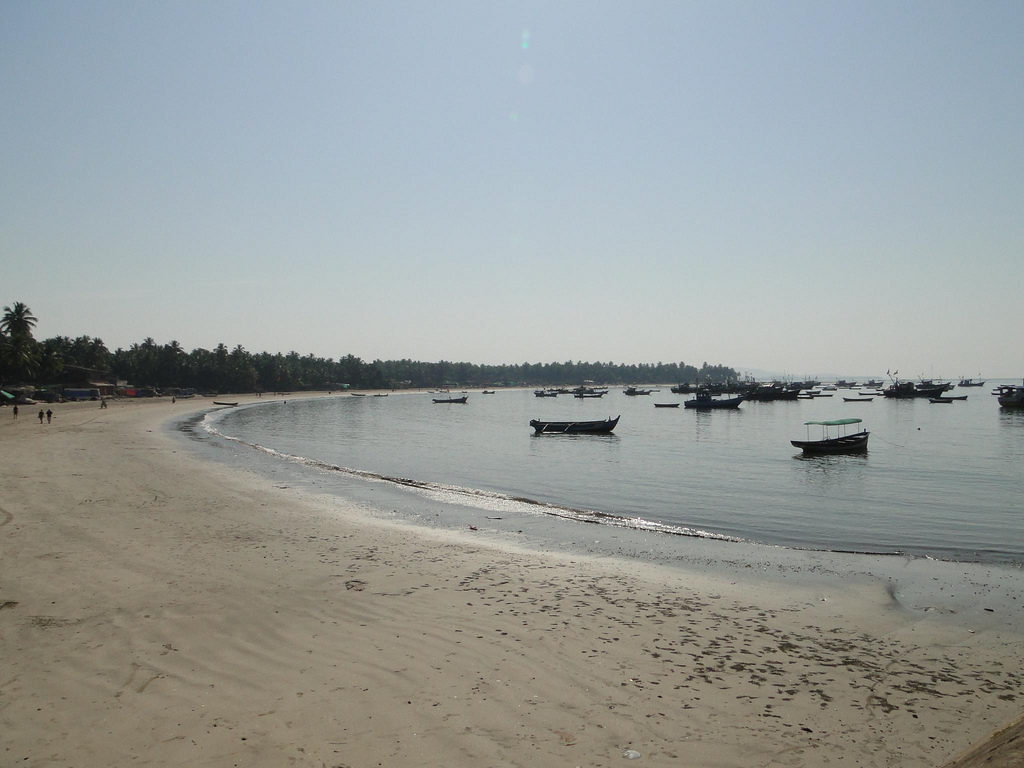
<box><xmin>12</xmin><ymin>405</ymin><xmax>17</xmax><ymax>419</ymax></box>
<box><xmin>38</xmin><ymin>409</ymin><xmax>44</xmax><ymax>424</ymax></box>
<box><xmin>46</xmin><ymin>408</ymin><xmax>52</xmax><ymax>423</ymax></box>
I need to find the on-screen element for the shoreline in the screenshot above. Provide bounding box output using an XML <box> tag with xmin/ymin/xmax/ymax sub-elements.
<box><xmin>2</xmin><ymin>395</ymin><xmax>1022</xmax><ymax>766</ymax></box>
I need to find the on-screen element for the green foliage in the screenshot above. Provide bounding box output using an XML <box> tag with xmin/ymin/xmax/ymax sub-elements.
<box><xmin>1</xmin><ymin>300</ymin><xmax>739</xmax><ymax>392</ymax></box>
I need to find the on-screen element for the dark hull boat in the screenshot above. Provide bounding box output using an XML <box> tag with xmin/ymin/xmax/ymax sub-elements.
<box><xmin>684</xmin><ymin>392</ymin><xmax>744</xmax><ymax>409</ymax></box>
<box><xmin>433</xmin><ymin>396</ymin><xmax>468</xmax><ymax>403</ymax></box>
<box><xmin>654</xmin><ymin>403</ymin><xmax>680</xmax><ymax>408</ymax></box>
<box><xmin>212</xmin><ymin>401</ymin><xmax>239</xmax><ymax>406</ymax></box>
<box><xmin>530</xmin><ymin>415</ymin><xmax>620</xmax><ymax>434</ymax></box>
<box><xmin>792</xmin><ymin>418</ymin><xmax>869</xmax><ymax>454</ymax></box>
<box><xmin>882</xmin><ymin>381</ymin><xmax>947</xmax><ymax>399</ymax></box>
<box><xmin>997</xmin><ymin>383</ymin><xmax>1024</xmax><ymax>408</ymax></box>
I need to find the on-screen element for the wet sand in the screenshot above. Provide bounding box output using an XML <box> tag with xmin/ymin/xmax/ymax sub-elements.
<box><xmin>1</xmin><ymin>395</ymin><xmax>1022</xmax><ymax>766</ymax></box>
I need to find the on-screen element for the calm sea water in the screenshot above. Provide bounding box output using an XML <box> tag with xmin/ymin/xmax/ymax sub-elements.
<box><xmin>206</xmin><ymin>384</ymin><xmax>1024</xmax><ymax>564</ymax></box>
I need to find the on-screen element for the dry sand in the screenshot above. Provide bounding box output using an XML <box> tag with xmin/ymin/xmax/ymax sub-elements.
<box><xmin>1</xmin><ymin>395</ymin><xmax>1022</xmax><ymax>767</ymax></box>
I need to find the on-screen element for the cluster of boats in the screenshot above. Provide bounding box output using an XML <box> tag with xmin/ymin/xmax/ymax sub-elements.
<box><xmin>522</xmin><ymin>376</ymin><xmax>1024</xmax><ymax>451</ymax></box>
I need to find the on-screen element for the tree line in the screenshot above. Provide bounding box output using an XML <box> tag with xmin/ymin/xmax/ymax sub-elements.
<box><xmin>1</xmin><ymin>302</ymin><xmax>739</xmax><ymax>392</ymax></box>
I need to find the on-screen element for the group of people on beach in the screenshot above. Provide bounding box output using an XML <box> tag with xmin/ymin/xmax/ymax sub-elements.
<box><xmin>9</xmin><ymin>405</ymin><xmax>54</xmax><ymax>423</ymax></box>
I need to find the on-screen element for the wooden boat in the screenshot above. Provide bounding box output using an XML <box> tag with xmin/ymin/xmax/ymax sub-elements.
<box><xmin>791</xmin><ymin>418</ymin><xmax>869</xmax><ymax>454</ymax></box>
<box><xmin>573</xmin><ymin>392</ymin><xmax>605</xmax><ymax>398</ymax></box>
<box><xmin>931</xmin><ymin>395</ymin><xmax>967</xmax><ymax>402</ymax></box>
<box><xmin>534</xmin><ymin>390</ymin><xmax>558</xmax><ymax>397</ymax></box>
<box><xmin>958</xmin><ymin>378</ymin><xmax>985</xmax><ymax>387</ymax></box>
<box><xmin>482</xmin><ymin>390</ymin><xmax>496</xmax><ymax>394</ymax></box>
<box><xmin>623</xmin><ymin>387</ymin><xmax>653</xmax><ymax>396</ymax></box>
<box><xmin>882</xmin><ymin>380</ymin><xmax>946</xmax><ymax>399</ymax></box>
<box><xmin>654</xmin><ymin>402</ymin><xmax>680</xmax><ymax>408</ymax></box>
<box><xmin>372</xmin><ymin>394</ymin><xmax>388</xmax><ymax>397</ymax></box>
<box><xmin>212</xmin><ymin>401</ymin><xmax>239</xmax><ymax>406</ymax></box>
<box><xmin>530</xmin><ymin>415</ymin><xmax>620</xmax><ymax>434</ymax></box>
<box><xmin>433</xmin><ymin>395</ymin><xmax>468</xmax><ymax>404</ymax></box>
<box><xmin>683</xmin><ymin>391</ymin><xmax>744</xmax><ymax>409</ymax></box>
<box><xmin>843</xmin><ymin>397</ymin><xmax>873</xmax><ymax>402</ymax></box>
<box><xmin>997</xmin><ymin>382</ymin><xmax>1024</xmax><ymax>408</ymax></box>
<box><xmin>350</xmin><ymin>393</ymin><xmax>366</xmax><ymax>397</ymax></box>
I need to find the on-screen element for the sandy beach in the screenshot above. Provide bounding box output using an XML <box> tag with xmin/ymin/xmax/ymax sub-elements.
<box><xmin>2</xmin><ymin>395</ymin><xmax>1022</xmax><ymax>767</ymax></box>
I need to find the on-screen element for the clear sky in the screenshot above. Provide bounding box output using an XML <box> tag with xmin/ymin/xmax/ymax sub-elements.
<box><xmin>2</xmin><ymin>1</ymin><xmax>1022</xmax><ymax>378</ymax></box>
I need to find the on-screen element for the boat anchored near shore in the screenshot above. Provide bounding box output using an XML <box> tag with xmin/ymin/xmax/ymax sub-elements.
<box><xmin>791</xmin><ymin>418</ymin><xmax>869</xmax><ymax>454</ymax></box>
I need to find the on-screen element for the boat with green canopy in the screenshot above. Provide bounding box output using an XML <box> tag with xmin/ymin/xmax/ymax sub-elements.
<box><xmin>791</xmin><ymin>418</ymin><xmax>869</xmax><ymax>454</ymax></box>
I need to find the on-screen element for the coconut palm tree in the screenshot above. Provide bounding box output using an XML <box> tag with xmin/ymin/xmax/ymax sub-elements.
<box><xmin>1</xmin><ymin>302</ymin><xmax>38</xmax><ymax>340</ymax></box>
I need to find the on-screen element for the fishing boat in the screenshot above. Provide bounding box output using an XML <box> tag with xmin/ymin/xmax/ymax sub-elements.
<box><xmin>623</xmin><ymin>386</ymin><xmax>653</xmax><ymax>396</ymax></box>
<box><xmin>372</xmin><ymin>393</ymin><xmax>388</xmax><ymax>397</ymax></box>
<box><xmin>863</xmin><ymin>380</ymin><xmax>884</xmax><ymax>389</ymax></box>
<box><xmin>350</xmin><ymin>393</ymin><xmax>366</xmax><ymax>397</ymax></box>
<box><xmin>843</xmin><ymin>397</ymin><xmax>873</xmax><ymax>402</ymax></box>
<box><xmin>433</xmin><ymin>395</ymin><xmax>468</xmax><ymax>404</ymax></box>
<box><xmin>997</xmin><ymin>382</ymin><xmax>1024</xmax><ymax>408</ymax></box>
<box><xmin>212</xmin><ymin>401</ymin><xmax>238</xmax><ymax>406</ymax></box>
<box><xmin>654</xmin><ymin>402</ymin><xmax>680</xmax><ymax>408</ymax></box>
<box><xmin>683</xmin><ymin>390</ymin><xmax>744</xmax><ymax>409</ymax></box>
<box><xmin>930</xmin><ymin>395</ymin><xmax>967</xmax><ymax>403</ymax></box>
<box><xmin>958</xmin><ymin>378</ymin><xmax>985</xmax><ymax>387</ymax></box>
<box><xmin>573</xmin><ymin>392</ymin><xmax>605</xmax><ymax>398</ymax></box>
<box><xmin>882</xmin><ymin>380</ymin><xmax>946</xmax><ymax>399</ymax></box>
<box><xmin>534</xmin><ymin>390</ymin><xmax>557</xmax><ymax>397</ymax></box>
<box><xmin>529</xmin><ymin>415</ymin><xmax>620</xmax><ymax>434</ymax></box>
<box><xmin>791</xmin><ymin>418</ymin><xmax>869</xmax><ymax>454</ymax></box>
<box><xmin>482</xmin><ymin>390</ymin><xmax>496</xmax><ymax>394</ymax></box>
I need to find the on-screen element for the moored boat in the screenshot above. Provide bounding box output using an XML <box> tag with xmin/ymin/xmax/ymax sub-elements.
<box><xmin>683</xmin><ymin>390</ymin><xmax>744</xmax><ymax>409</ymax></box>
<box><xmin>958</xmin><ymin>377</ymin><xmax>985</xmax><ymax>387</ymax></box>
<box><xmin>791</xmin><ymin>418</ymin><xmax>869</xmax><ymax>454</ymax></box>
<box><xmin>882</xmin><ymin>380</ymin><xmax>946</xmax><ymax>399</ymax></box>
<box><xmin>212</xmin><ymin>401</ymin><xmax>239</xmax><ymax>406</ymax></box>
<box><xmin>529</xmin><ymin>415</ymin><xmax>620</xmax><ymax>434</ymax></box>
<box><xmin>996</xmin><ymin>381</ymin><xmax>1024</xmax><ymax>408</ymax></box>
<box><xmin>433</xmin><ymin>395</ymin><xmax>468</xmax><ymax>404</ymax></box>
<box><xmin>654</xmin><ymin>402</ymin><xmax>680</xmax><ymax>408</ymax></box>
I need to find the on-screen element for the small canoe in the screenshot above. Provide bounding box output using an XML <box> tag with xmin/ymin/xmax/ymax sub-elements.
<box><xmin>212</xmin><ymin>401</ymin><xmax>238</xmax><ymax>406</ymax></box>
<box><xmin>654</xmin><ymin>403</ymin><xmax>680</xmax><ymax>408</ymax></box>
<box><xmin>350</xmin><ymin>393</ymin><xmax>366</xmax><ymax>397</ymax></box>
<box><xmin>530</xmin><ymin>415</ymin><xmax>619</xmax><ymax>434</ymax></box>
<box><xmin>843</xmin><ymin>397</ymin><xmax>873</xmax><ymax>402</ymax></box>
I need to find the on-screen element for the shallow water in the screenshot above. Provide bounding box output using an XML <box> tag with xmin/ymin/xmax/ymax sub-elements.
<box><xmin>205</xmin><ymin>384</ymin><xmax>1024</xmax><ymax>564</ymax></box>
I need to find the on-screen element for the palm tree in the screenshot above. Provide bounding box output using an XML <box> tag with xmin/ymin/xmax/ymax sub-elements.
<box><xmin>1</xmin><ymin>302</ymin><xmax>38</xmax><ymax>340</ymax></box>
